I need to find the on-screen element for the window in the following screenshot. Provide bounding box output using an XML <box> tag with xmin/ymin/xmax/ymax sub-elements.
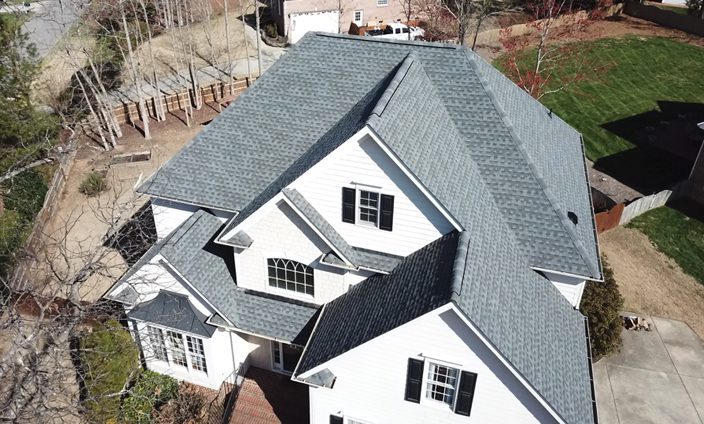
<box><xmin>148</xmin><ymin>326</ymin><xmax>168</xmax><ymax>362</ymax></box>
<box><xmin>187</xmin><ymin>336</ymin><xmax>208</xmax><ymax>373</ymax></box>
<box><xmin>167</xmin><ymin>330</ymin><xmax>188</xmax><ymax>367</ymax></box>
<box><xmin>353</xmin><ymin>10</ymin><xmax>363</xmax><ymax>23</ymax></box>
<box><xmin>267</xmin><ymin>258</ymin><xmax>314</xmax><ymax>295</ymax></box>
<box><xmin>359</xmin><ymin>190</ymin><xmax>379</xmax><ymax>225</ymax></box>
<box><xmin>271</xmin><ymin>341</ymin><xmax>303</xmax><ymax>373</ymax></box>
<box><xmin>426</xmin><ymin>362</ymin><xmax>459</xmax><ymax>406</ymax></box>
<box><xmin>405</xmin><ymin>358</ymin><xmax>478</xmax><ymax>415</ymax></box>
<box><xmin>341</xmin><ymin>187</ymin><xmax>394</xmax><ymax>231</ymax></box>
<box><xmin>377</xmin><ymin>0</ymin><xmax>388</xmax><ymax>5</ymax></box>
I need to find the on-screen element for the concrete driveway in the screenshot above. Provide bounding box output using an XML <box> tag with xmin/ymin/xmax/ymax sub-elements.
<box><xmin>594</xmin><ymin>316</ymin><xmax>704</xmax><ymax>424</ymax></box>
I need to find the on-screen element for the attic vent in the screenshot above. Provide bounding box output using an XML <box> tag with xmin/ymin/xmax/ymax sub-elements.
<box><xmin>567</xmin><ymin>211</ymin><xmax>579</xmax><ymax>225</ymax></box>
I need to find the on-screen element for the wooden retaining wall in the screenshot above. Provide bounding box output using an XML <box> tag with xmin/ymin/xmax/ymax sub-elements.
<box><xmin>112</xmin><ymin>78</ymin><xmax>254</xmax><ymax>125</ymax></box>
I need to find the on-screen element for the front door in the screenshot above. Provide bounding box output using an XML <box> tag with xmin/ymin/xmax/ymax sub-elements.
<box><xmin>271</xmin><ymin>341</ymin><xmax>303</xmax><ymax>374</ymax></box>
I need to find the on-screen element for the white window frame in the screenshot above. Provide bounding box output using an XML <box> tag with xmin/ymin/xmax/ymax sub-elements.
<box><xmin>166</xmin><ymin>330</ymin><xmax>188</xmax><ymax>368</ymax></box>
<box><xmin>377</xmin><ymin>0</ymin><xmax>389</xmax><ymax>6</ymax></box>
<box><xmin>266</xmin><ymin>258</ymin><xmax>315</xmax><ymax>297</ymax></box>
<box><xmin>186</xmin><ymin>335</ymin><xmax>208</xmax><ymax>373</ymax></box>
<box><xmin>353</xmin><ymin>10</ymin><xmax>363</xmax><ymax>24</ymax></box>
<box><xmin>420</xmin><ymin>359</ymin><xmax>460</xmax><ymax>410</ymax></box>
<box><xmin>357</xmin><ymin>189</ymin><xmax>380</xmax><ymax>228</ymax></box>
<box><xmin>147</xmin><ymin>325</ymin><xmax>169</xmax><ymax>363</ymax></box>
<box><xmin>144</xmin><ymin>324</ymin><xmax>208</xmax><ymax>375</ymax></box>
<box><xmin>346</xmin><ymin>418</ymin><xmax>373</xmax><ymax>424</ymax></box>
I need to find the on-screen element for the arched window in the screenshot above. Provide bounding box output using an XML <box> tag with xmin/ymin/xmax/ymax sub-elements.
<box><xmin>267</xmin><ymin>258</ymin><xmax>314</xmax><ymax>296</ymax></box>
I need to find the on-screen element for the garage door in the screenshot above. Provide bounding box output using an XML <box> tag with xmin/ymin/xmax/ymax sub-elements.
<box><xmin>289</xmin><ymin>10</ymin><xmax>339</xmax><ymax>44</ymax></box>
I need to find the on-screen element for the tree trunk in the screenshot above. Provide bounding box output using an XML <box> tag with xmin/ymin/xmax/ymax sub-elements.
<box><xmin>240</xmin><ymin>0</ymin><xmax>252</xmax><ymax>81</ymax></box>
<box><xmin>254</xmin><ymin>0</ymin><xmax>262</xmax><ymax>76</ymax></box>
<box><xmin>75</xmin><ymin>73</ymin><xmax>109</xmax><ymax>150</ymax></box>
<box><xmin>224</xmin><ymin>0</ymin><xmax>234</xmax><ymax>94</ymax></box>
<box><xmin>139</xmin><ymin>0</ymin><xmax>167</xmax><ymax>121</ymax></box>
<box><xmin>122</xmin><ymin>7</ymin><xmax>152</xmax><ymax>139</ymax></box>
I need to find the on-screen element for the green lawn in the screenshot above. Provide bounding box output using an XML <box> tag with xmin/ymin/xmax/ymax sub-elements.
<box><xmin>497</xmin><ymin>37</ymin><xmax>704</xmax><ymax>161</ymax></box>
<box><xmin>654</xmin><ymin>4</ymin><xmax>689</xmax><ymax>15</ymax></box>
<box><xmin>627</xmin><ymin>207</ymin><xmax>704</xmax><ymax>285</ymax></box>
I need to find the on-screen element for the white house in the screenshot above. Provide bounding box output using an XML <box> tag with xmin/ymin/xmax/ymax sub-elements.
<box><xmin>105</xmin><ymin>33</ymin><xmax>602</xmax><ymax>424</ymax></box>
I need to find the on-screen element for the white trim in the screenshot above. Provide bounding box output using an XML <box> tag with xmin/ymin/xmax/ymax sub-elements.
<box><xmin>216</xmin><ymin>193</ymin><xmax>286</xmax><ymax>244</ymax></box>
<box><xmin>419</xmin><ymin>358</ymin><xmax>461</xmax><ymax>411</ymax></box>
<box><xmin>145</xmin><ymin>191</ymin><xmax>240</xmax><ymax>214</ymax></box>
<box><xmin>290</xmin><ymin>304</ymin><xmax>327</xmax><ymax>383</ymax></box>
<box><xmin>363</xmin><ymin>126</ymin><xmax>464</xmax><ymax>232</ymax></box>
<box><xmin>531</xmin><ymin>266</ymin><xmax>603</xmax><ymax>282</ymax></box>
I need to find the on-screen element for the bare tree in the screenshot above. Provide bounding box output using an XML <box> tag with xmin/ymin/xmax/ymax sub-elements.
<box><xmin>120</xmin><ymin>2</ymin><xmax>152</xmax><ymax>139</ymax></box>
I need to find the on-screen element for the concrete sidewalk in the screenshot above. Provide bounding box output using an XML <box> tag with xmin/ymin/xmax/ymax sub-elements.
<box><xmin>594</xmin><ymin>316</ymin><xmax>704</xmax><ymax>424</ymax></box>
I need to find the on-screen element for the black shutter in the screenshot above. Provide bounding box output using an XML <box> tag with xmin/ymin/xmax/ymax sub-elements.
<box><xmin>404</xmin><ymin>358</ymin><xmax>424</xmax><ymax>403</ymax></box>
<box><xmin>329</xmin><ymin>415</ymin><xmax>343</xmax><ymax>424</ymax></box>
<box><xmin>379</xmin><ymin>194</ymin><xmax>394</xmax><ymax>231</ymax></box>
<box><xmin>454</xmin><ymin>371</ymin><xmax>478</xmax><ymax>416</ymax></box>
<box><xmin>342</xmin><ymin>187</ymin><xmax>356</xmax><ymax>223</ymax></box>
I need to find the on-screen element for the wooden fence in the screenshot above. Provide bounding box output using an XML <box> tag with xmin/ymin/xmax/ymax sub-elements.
<box><xmin>112</xmin><ymin>78</ymin><xmax>255</xmax><ymax>125</ymax></box>
<box><xmin>11</xmin><ymin>148</ymin><xmax>77</xmax><ymax>292</ymax></box>
<box><xmin>619</xmin><ymin>189</ymin><xmax>673</xmax><ymax>225</ymax></box>
<box><xmin>625</xmin><ymin>1</ymin><xmax>704</xmax><ymax>37</ymax></box>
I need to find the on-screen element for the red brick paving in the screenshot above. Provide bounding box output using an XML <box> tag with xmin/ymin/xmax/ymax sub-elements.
<box><xmin>230</xmin><ymin>367</ymin><xmax>309</xmax><ymax>424</ymax></box>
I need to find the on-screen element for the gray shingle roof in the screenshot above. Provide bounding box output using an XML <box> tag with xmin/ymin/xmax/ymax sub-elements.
<box><xmin>295</xmin><ymin>54</ymin><xmax>595</xmax><ymax>424</ymax></box>
<box><xmin>151</xmin><ymin>210</ymin><xmax>319</xmax><ymax>343</ymax></box>
<box><xmin>127</xmin><ymin>290</ymin><xmax>217</xmax><ymax>337</ymax></box>
<box><xmin>139</xmin><ymin>33</ymin><xmax>599</xmax><ymax>280</ymax></box>
<box><xmin>281</xmin><ymin>188</ymin><xmax>402</xmax><ymax>273</ymax></box>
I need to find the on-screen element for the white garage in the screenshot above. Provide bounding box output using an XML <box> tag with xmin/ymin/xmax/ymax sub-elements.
<box><xmin>288</xmin><ymin>10</ymin><xmax>339</xmax><ymax>44</ymax></box>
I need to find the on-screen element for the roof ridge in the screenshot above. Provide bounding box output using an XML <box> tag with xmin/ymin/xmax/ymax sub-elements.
<box><xmin>312</xmin><ymin>32</ymin><xmax>461</xmax><ymax>50</ymax></box>
<box><xmin>368</xmin><ymin>53</ymin><xmax>417</xmax><ymax>120</ymax></box>
<box><xmin>464</xmin><ymin>51</ymin><xmax>597</xmax><ymax>278</ymax></box>
<box><xmin>450</xmin><ymin>231</ymin><xmax>470</xmax><ymax>299</ymax></box>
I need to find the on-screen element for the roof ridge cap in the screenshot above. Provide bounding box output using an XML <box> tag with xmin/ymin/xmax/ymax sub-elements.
<box><xmin>368</xmin><ymin>53</ymin><xmax>417</xmax><ymax>120</ymax></box>
<box><xmin>450</xmin><ymin>231</ymin><xmax>471</xmax><ymax>300</ymax></box>
<box><xmin>464</xmin><ymin>51</ymin><xmax>597</xmax><ymax>277</ymax></box>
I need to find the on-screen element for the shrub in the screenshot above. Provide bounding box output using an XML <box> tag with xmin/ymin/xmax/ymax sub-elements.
<box><xmin>121</xmin><ymin>370</ymin><xmax>179</xmax><ymax>424</ymax></box>
<box><xmin>581</xmin><ymin>255</ymin><xmax>624</xmax><ymax>361</ymax></box>
<box><xmin>2</xmin><ymin>168</ymin><xmax>48</xmax><ymax>221</ymax></box>
<box><xmin>79</xmin><ymin>172</ymin><xmax>108</xmax><ymax>197</ymax></box>
<box><xmin>0</xmin><ymin>209</ymin><xmax>29</xmax><ymax>277</ymax></box>
<box><xmin>154</xmin><ymin>384</ymin><xmax>208</xmax><ymax>424</ymax></box>
<box><xmin>264</xmin><ymin>23</ymin><xmax>278</xmax><ymax>39</ymax></box>
<box><xmin>80</xmin><ymin>320</ymin><xmax>140</xmax><ymax>423</ymax></box>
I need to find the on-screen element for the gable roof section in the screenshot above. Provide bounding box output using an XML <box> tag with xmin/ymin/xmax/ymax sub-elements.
<box><xmin>127</xmin><ymin>290</ymin><xmax>217</xmax><ymax>337</ymax></box>
<box><xmin>140</xmin><ymin>34</ymin><xmax>599</xmax><ymax>280</ymax></box>
<box><xmin>130</xmin><ymin>210</ymin><xmax>319</xmax><ymax>343</ymax></box>
<box><xmin>296</xmin><ymin>56</ymin><xmax>595</xmax><ymax>424</ymax></box>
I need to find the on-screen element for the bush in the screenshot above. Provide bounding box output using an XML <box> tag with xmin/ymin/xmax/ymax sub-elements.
<box><xmin>0</xmin><ymin>209</ymin><xmax>29</xmax><ymax>277</ymax></box>
<box><xmin>121</xmin><ymin>370</ymin><xmax>179</xmax><ymax>424</ymax></box>
<box><xmin>154</xmin><ymin>384</ymin><xmax>208</xmax><ymax>424</ymax></box>
<box><xmin>80</xmin><ymin>320</ymin><xmax>140</xmax><ymax>423</ymax></box>
<box><xmin>581</xmin><ymin>255</ymin><xmax>624</xmax><ymax>361</ymax></box>
<box><xmin>79</xmin><ymin>172</ymin><xmax>108</xmax><ymax>197</ymax></box>
<box><xmin>2</xmin><ymin>168</ymin><xmax>48</xmax><ymax>221</ymax></box>
<box><xmin>264</xmin><ymin>23</ymin><xmax>278</xmax><ymax>39</ymax></box>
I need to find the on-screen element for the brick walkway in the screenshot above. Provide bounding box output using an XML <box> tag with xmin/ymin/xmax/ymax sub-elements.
<box><xmin>230</xmin><ymin>367</ymin><xmax>309</xmax><ymax>424</ymax></box>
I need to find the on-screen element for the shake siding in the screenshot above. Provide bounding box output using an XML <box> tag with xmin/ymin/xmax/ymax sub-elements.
<box><xmin>308</xmin><ymin>307</ymin><xmax>557</xmax><ymax>424</ymax></box>
<box><xmin>234</xmin><ymin>201</ymin><xmax>367</xmax><ymax>304</ymax></box>
<box><xmin>292</xmin><ymin>134</ymin><xmax>453</xmax><ymax>257</ymax></box>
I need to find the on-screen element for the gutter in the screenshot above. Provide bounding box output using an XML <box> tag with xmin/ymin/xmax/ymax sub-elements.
<box><xmin>584</xmin><ymin>316</ymin><xmax>599</xmax><ymax>424</ymax></box>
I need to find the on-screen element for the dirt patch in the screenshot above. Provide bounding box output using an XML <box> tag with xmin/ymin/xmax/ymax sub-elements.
<box><xmin>37</xmin><ymin>107</ymin><xmax>218</xmax><ymax>302</ymax></box>
<box><xmin>600</xmin><ymin>226</ymin><xmax>704</xmax><ymax>338</ymax></box>
<box><xmin>475</xmin><ymin>14</ymin><xmax>704</xmax><ymax>61</ymax></box>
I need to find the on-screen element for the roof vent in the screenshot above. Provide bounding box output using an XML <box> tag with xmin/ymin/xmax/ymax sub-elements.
<box><xmin>567</xmin><ymin>211</ymin><xmax>578</xmax><ymax>225</ymax></box>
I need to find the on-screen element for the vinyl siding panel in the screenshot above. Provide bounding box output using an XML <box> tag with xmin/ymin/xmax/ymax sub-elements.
<box><xmin>308</xmin><ymin>307</ymin><xmax>558</xmax><ymax>424</ymax></box>
<box><xmin>291</xmin><ymin>133</ymin><xmax>454</xmax><ymax>256</ymax></box>
<box><xmin>542</xmin><ymin>270</ymin><xmax>587</xmax><ymax>309</ymax></box>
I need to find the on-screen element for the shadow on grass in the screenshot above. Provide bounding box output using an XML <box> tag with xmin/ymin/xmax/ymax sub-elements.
<box><xmin>596</xmin><ymin>101</ymin><xmax>704</xmax><ymax>194</ymax></box>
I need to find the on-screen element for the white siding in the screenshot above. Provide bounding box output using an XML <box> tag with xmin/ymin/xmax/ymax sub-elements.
<box><xmin>307</xmin><ymin>307</ymin><xmax>557</xmax><ymax>424</ymax></box>
<box><xmin>234</xmin><ymin>201</ymin><xmax>373</xmax><ymax>304</ymax></box>
<box><xmin>151</xmin><ymin>199</ymin><xmax>234</xmax><ymax>240</ymax></box>
<box><xmin>291</xmin><ymin>133</ymin><xmax>454</xmax><ymax>257</ymax></box>
<box><xmin>541</xmin><ymin>270</ymin><xmax>586</xmax><ymax>309</ymax></box>
<box><xmin>151</xmin><ymin>199</ymin><xmax>199</xmax><ymax>239</ymax></box>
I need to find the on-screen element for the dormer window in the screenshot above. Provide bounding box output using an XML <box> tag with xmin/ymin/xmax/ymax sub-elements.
<box><xmin>342</xmin><ymin>187</ymin><xmax>394</xmax><ymax>231</ymax></box>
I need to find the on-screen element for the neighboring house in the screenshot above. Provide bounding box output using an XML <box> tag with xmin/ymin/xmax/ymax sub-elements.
<box><xmin>269</xmin><ymin>0</ymin><xmax>409</xmax><ymax>43</ymax></box>
<box><xmin>105</xmin><ymin>33</ymin><xmax>603</xmax><ymax>424</ymax></box>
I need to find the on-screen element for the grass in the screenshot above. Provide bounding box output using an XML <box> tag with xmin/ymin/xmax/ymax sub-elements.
<box><xmin>496</xmin><ymin>37</ymin><xmax>704</xmax><ymax>161</ymax></box>
<box><xmin>654</xmin><ymin>4</ymin><xmax>690</xmax><ymax>15</ymax></box>
<box><xmin>627</xmin><ymin>207</ymin><xmax>704</xmax><ymax>285</ymax></box>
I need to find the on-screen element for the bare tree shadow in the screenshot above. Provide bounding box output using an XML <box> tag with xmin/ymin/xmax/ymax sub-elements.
<box><xmin>596</xmin><ymin>101</ymin><xmax>704</xmax><ymax>194</ymax></box>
